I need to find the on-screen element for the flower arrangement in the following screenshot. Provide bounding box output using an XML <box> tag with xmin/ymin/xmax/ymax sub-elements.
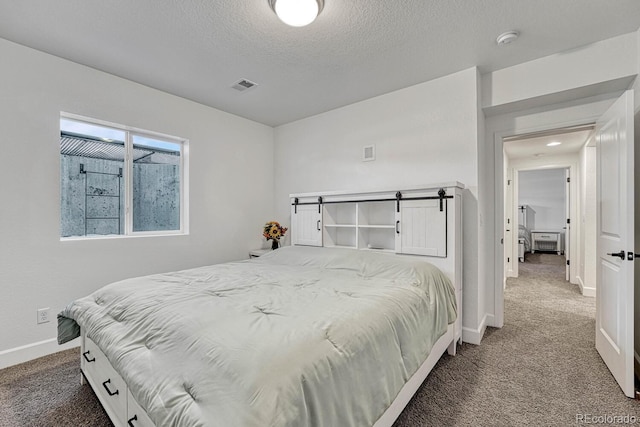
<box><xmin>263</xmin><ymin>221</ymin><xmax>288</xmax><ymax>250</ymax></box>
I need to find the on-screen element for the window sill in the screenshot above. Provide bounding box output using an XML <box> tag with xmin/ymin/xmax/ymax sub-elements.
<box><xmin>60</xmin><ymin>231</ymin><xmax>188</xmax><ymax>242</ymax></box>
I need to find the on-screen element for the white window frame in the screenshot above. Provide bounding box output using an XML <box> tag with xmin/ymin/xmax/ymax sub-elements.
<box><xmin>60</xmin><ymin>112</ymin><xmax>189</xmax><ymax>240</ymax></box>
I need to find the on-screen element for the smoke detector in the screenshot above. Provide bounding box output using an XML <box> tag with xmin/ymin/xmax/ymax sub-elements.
<box><xmin>496</xmin><ymin>31</ymin><xmax>519</xmax><ymax>45</ymax></box>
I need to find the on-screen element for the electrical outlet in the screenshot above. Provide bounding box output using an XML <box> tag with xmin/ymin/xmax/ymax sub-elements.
<box><xmin>37</xmin><ymin>308</ymin><xmax>50</xmax><ymax>324</ymax></box>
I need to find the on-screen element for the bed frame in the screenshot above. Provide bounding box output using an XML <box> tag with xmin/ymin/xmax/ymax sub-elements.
<box><xmin>79</xmin><ymin>183</ymin><xmax>464</xmax><ymax>427</ymax></box>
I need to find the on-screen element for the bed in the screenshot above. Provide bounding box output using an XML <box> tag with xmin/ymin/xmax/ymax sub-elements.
<box><xmin>58</xmin><ymin>184</ymin><xmax>463</xmax><ymax>427</ymax></box>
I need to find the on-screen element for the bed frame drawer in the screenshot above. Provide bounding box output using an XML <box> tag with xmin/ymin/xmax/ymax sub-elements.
<box><xmin>127</xmin><ymin>390</ymin><xmax>155</xmax><ymax>427</ymax></box>
<box><xmin>83</xmin><ymin>337</ymin><xmax>128</xmax><ymax>426</ymax></box>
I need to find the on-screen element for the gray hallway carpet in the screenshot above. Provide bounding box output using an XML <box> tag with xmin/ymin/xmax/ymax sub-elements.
<box><xmin>1</xmin><ymin>253</ymin><xmax>637</xmax><ymax>426</ymax></box>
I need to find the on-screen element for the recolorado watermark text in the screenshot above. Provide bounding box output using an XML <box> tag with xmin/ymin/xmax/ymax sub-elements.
<box><xmin>576</xmin><ymin>414</ymin><xmax>637</xmax><ymax>424</ymax></box>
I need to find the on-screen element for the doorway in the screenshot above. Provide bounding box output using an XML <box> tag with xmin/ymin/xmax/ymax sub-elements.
<box><xmin>502</xmin><ymin>126</ymin><xmax>595</xmax><ymax>289</ymax></box>
<box><xmin>517</xmin><ymin>167</ymin><xmax>569</xmax><ymax>281</ymax></box>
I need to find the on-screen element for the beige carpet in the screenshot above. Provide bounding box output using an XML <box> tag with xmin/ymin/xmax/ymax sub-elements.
<box><xmin>1</xmin><ymin>254</ymin><xmax>637</xmax><ymax>426</ymax></box>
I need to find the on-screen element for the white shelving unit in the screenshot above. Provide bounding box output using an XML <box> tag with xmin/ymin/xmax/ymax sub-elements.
<box><xmin>323</xmin><ymin>203</ymin><xmax>357</xmax><ymax>249</ymax></box>
<box><xmin>322</xmin><ymin>201</ymin><xmax>396</xmax><ymax>251</ymax></box>
<box><xmin>290</xmin><ymin>183</ymin><xmax>463</xmax><ymax>259</ymax></box>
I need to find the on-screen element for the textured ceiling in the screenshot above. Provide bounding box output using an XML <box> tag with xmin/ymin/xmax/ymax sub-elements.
<box><xmin>1</xmin><ymin>0</ymin><xmax>639</xmax><ymax>126</ymax></box>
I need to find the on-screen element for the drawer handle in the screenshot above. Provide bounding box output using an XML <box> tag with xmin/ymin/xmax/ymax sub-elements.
<box><xmin>128</xmin><ymin>415</ymin><xmax>138</xmax><ymax>427</ymax></box>
<box><xmin>102</xmin><ymin>379</ymin><xmax>119</xmax><ymax>396</ymax></box>
<box><xmin>82</xmin><ymin>350</ymin><xmax>95</xmax><ymax>363</ymax></box>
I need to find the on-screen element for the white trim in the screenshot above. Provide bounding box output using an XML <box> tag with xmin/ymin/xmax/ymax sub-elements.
<box><xmin>576</xmin><ymin>276</ymin><xmax>596</xmax><ymax>297</ymax></box>
<box><xmin>462</xmin><ymin>313</ymin><xmax>489</xmax><ymax>345</ymax></box>
<box><xmin>0</xmin><ymin>337</ymin><xmax>79</xmax><ymax>370</ymax></box>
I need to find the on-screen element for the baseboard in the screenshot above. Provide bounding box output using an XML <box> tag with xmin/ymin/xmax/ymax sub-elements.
<box><xmin>462</xmin><ymin>313</ymin><xmax>489</xmax><ymax>345</ymax></box>
<box><xmin>576</xmin><ymin>276</ymin><xmax>596</xmax><ymax>297</ymax></box>
<box><xmin>0</xmin><ymin>337</ymin><xmax>79</xmax><ymax>370</ymax></box>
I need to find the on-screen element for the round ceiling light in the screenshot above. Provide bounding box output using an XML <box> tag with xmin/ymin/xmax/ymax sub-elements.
<box><xmin>496</xmin><ymin>31</ymin><xmax>519</xmax><ymax>45</ymax></box>
<box><xmin>269</xmin><ymin>0</ymin><xmax>324</xmax><ymax>27</ymax></box>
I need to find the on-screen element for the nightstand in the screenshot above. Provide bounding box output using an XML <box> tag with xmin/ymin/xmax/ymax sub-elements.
<box><xmin>249</xmin><ymin>249</ymin><xmax>271</xmax><ymax>258</ymax></box>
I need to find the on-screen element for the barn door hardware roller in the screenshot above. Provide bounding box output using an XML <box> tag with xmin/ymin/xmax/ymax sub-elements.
<box><xmin>438</xmin><ymin>188</ymin><xmax>446</xmax><ymax>212</ymax></box>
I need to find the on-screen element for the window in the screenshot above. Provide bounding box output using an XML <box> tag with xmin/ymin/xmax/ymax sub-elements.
<box><xmin>60</xmin><ymin>115</ymin><xmax>187</xmax><ymax>238</ymax></box>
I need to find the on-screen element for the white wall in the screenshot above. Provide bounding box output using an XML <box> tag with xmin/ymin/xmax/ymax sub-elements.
<box><xmin>0</xmin><ymin>39</ymin><xmax>275</xmax><ymax>367</ymax></box>
<box><xmin>274</xmin><ymin>67</ymin><xmax>485</xmax><ymax>343</ymax></box>
<box><xmin>518</xmin><ymin>169</ymin><xmax>566</xmax><ymax>231</ymax></box>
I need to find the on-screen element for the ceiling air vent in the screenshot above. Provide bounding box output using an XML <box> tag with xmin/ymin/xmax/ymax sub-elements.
<box><xmin>231</xmin><ymin>79</ymin><xmax>258</xmax><ymax>92</ymax></box>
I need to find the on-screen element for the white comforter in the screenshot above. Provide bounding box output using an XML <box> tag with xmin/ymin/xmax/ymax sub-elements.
<box><xmin>58</xmin><ymin>246</ymin><xmax>456</xmax><ymax>427</ymax></box>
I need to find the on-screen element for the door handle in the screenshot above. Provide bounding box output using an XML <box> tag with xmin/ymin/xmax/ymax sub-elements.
<box><xmin>607</xmin><ymin>250</ymin><xmax>625</xmax><ymax>259</ymax></box>
<box><xmin>316</xmin><ymin>220</ymin><xmax>321</xmax><ymax>231</ymax></box>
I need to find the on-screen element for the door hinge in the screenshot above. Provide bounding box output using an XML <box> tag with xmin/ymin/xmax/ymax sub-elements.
<box><xmin>567</xmin><ymin>218</ymin><xmax>570</xmax><ymax>224</ymax></box>
<box><xmin>507</xmin><ymin>218</ymin><xmax>510</xmax><ymax>224</ymax></box>
<box><xmin>501</xmin><ymin>238</ymin><xmax>504</xmax><ymax>244</ymax></box>
<box><xmin>566</xmin><ymin>260</ymin><xmax>570</xmax><ymax>266</ymax></box>
<box><xmin>507</xmin><ymin>179</ymin><xmax>511</xmax><ymax>185</ymax></box>
<box><xmin>566</xmin><ymin>177</ymin><xmax>570</xmax><ymax>183</ymax></box>
<box><xmin>507</xmin><ymin>257</ymin><xmax>510</xmax><ymax>263</ymax></box>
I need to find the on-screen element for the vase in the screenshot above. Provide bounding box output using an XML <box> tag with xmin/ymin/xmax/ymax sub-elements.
<box><xmin>271</xmin><ymin>239</ymin><xmax>279</xmax><ymax>250</ymax></box>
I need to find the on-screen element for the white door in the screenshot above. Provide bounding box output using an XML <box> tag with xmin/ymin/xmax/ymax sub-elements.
<box><xmin>565</xmin><ymin>168</ymin><xmax>570</xmax><ymax>281</ymax></box>
<box><xmin>291</xmin><ymin>203</ymin><xmax>322</xmax><ymax>247</ymax></box>
<box><xmin>595</xmin><ymin>90</ymin><xmax>634</xmax><ymax>398</ymax></box>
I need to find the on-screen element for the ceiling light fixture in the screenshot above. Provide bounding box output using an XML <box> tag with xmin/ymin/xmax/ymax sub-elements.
<box><xmin>546</xmin><ymin>141</ymin><xmax>562</xmax><ymax>147</ymax></box>
<box><xmin>269</xmin><ymin>0</ymin><xmax>324</xmax><ymax>27</ymax></box>
<box><xmin>496</xmin><ymin>31</ymin><xmax>519</xmax><ymax>45</ymax></box>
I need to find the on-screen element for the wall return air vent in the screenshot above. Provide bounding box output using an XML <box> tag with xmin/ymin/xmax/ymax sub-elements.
<box><xmin>231</xmin><ymin>79</ymin><xmax>258</xmax><ymax>92</ymax></box>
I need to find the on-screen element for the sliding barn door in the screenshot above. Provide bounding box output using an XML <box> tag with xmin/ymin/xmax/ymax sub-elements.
<box><xmin>291</xmin><ymin>204</ymin><xmax>322</xmax><ymax>247</ymax></box>
<box><xmin>395</xmin><ymin>199</ymin><xmax>446</xmax><ymax>257</ymax></box>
